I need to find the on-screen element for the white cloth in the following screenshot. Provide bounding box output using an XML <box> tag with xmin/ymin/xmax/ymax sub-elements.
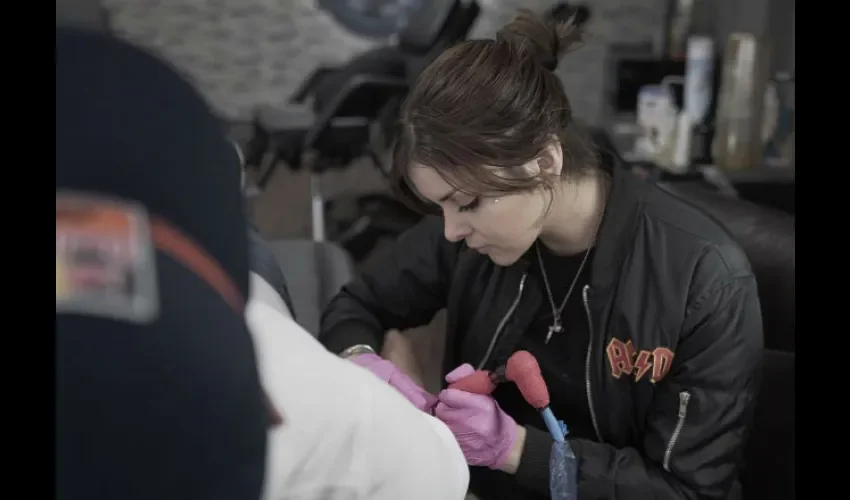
<box><xmin>249</xmin><ymin>272</ymin><xmax>292</xmax><ymax>319</ymax></box>
<box><xmin>246</xmin><ymin>276</ymin><xmax>469</xmax><ymax>500</ymax></box>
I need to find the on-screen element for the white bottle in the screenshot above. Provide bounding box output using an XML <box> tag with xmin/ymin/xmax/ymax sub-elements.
<box><xmin>684</xmin><ymin>36</ymin><xmax>715</xmax><ymax>126</ymax></box>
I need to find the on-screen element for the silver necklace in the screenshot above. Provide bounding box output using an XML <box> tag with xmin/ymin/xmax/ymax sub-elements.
<box><xmin>536</xmin><ymin>242</ymin><xmax>591</xmax><ymax>344</ymax></box>
<box><xmin>536</xmin><ymin>175</ymin><xmax>608</xmax><ymax>344</ymax></box>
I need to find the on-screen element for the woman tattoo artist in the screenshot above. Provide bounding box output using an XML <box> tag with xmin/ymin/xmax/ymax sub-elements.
<box><xmin>319</xmin><ymin>10</ymin><xmax>763</xmax><ymax>500</ymax></box>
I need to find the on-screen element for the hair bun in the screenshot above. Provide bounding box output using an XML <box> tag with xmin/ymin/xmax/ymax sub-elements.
<box><xmin>495</xmin><ymin>9</ymin><xmax>586</xmax><ymax>72</ymax></box>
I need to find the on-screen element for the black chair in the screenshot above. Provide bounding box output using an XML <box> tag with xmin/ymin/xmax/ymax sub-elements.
<box><xmin>247</xmin><ymin>72</ymin><xmax>409</xmax><ymax>187</ymax></box>
<box><xmin>245</xmin><ymin>0</ymin><xmax>479</xmax><ymax>191</ymax></box>
<box><xmin>311</xmin><ymin>0</ymin><xmax>481</xmax><ymax>113</ymax></box>
<box><xmin>244</xmin><ymin>1</ymin><xmax>479</xmax><ymax>247</ymax></box>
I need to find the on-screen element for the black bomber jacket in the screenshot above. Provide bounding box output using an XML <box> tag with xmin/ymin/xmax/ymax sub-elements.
<box><xmin>320</xmin><ymin>167</ymin><xmax>763</xmax><ymax>499</ymax></box>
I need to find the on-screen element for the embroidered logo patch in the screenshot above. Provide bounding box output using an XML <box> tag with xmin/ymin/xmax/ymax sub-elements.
<box><xmin>56</xmin><ymin>192</ymin><xmax>159</xmax><ymax>324</ymax></box>
<box><xmin>606</xmin><ymin>338</ymin><xmax>674</xmax><ymax>383</ymax></box>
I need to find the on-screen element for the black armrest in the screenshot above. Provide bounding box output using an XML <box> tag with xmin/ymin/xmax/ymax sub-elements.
<box><xmin>290</xmin><ymin>66</ymin><xmax>336</xmax><ymax>104</ymax></box>
<box><xmin>302</xmin><ymin>74</ymin><xmax>409</xmax><ymax>150</ymax></box>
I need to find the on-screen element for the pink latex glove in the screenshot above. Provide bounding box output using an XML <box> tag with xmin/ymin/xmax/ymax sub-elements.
<box><xmin>434</xmin><ymin>363</ymin><xmax>518</xmax><ymax>468</ymax></box>
<box><xmin>350</xmin><ymin>353</ymin><xmax>437</xmax><ymax>412</ymax></box>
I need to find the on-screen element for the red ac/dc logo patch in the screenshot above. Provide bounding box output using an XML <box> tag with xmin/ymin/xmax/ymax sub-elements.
<box><xmin>605</xmin><ymin>338</ymin><xmax>674</xmax><ymax>383</ymax></box>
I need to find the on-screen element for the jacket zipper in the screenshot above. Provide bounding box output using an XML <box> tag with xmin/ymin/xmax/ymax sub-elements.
<box><xmin>582</xmin><ymin>285</ymin><xmax>603</xmax><ymax>442</ymax></box>
<box><xmin>477</xmin><ymin>273</ymin><xmax>528</xmax><ymax>369</ymax></box>
<box><xmin>663</xmin><ymin>391</ymin><xmax>692</xmax><ymax>472</ymax></box>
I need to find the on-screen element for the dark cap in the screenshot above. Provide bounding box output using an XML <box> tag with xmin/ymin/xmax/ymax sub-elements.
<box><xmin>55</xmin><ymin>26</ymin><xmax>248</xmax><ymax>297</ymax></box>
<box><xmin>56</xmin><ymin>27</ymin><xmax>267</xmax><ymax>500</ymax></box>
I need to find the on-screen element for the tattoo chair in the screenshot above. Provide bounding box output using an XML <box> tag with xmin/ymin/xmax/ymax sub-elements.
<box><xmin>243</xmin><ymin>0</ymin><xmax>480</xmax><ymax>261</ymax></box>
<box><xmin>658</xmin><ymin>181</ymin><xmax>795</xmax><ymax>500</ymax></box>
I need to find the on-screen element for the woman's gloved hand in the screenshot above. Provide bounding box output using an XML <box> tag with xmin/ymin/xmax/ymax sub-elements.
<box><xmin>434</xmin><ymin>364</ymin><xmax>518</xmax><ymax>468</ymax></box>
<box><xmin>350</xmin><ymin>353</ymin><xmax>437</xmax><ymax>412</ymax></box>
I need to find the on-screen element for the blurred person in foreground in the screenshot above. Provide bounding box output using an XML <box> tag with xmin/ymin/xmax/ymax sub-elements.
<box><xmin>319</xmin><ymin>10</ymin><xmax>763</xmax><ymax>500</ymax></box>
<box><xmin>55</xmin><ymin>26</ymin><xmax>469</xmax><ymax>500</ymax></box>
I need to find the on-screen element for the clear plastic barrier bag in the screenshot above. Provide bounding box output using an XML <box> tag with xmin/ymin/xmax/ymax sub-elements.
<box><xmin>549</xmin><ymin>439</ymin><xmax>579</xmax><ymax>500</ymax></box>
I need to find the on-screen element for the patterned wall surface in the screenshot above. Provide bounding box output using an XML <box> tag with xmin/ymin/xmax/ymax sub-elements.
<box><xmin>103</xmin><ymin>0</ymin><xmax>668</xmax><ymax>125</ymax></box>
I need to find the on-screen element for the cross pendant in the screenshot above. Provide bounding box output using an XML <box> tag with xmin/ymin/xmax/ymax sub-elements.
<box><xmin>545</xmin><ymin>323</ymin><xmax>563</xmax><ymax>344</ymax></box>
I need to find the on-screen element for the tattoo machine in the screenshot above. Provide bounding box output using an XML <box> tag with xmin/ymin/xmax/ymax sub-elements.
<box><xmin>448</xmin><ymin>350</ymin><xmax>578</xmax><ymax>500</ymax></box>
<box><xmin>448</xmin><ymin>350</ymin><xmax>565</xmax><ymax>441</ymax></box>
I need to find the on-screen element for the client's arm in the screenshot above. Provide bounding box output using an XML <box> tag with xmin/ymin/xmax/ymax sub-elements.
<box><xmin>246</xmin><ymin>299</ymin><xmax>469</xmax><ymax>500</ymax></box>
<box><xmin>249</xmin><ymin>272</ymin><xmax>292</xmax><ymax>319</ymax></box>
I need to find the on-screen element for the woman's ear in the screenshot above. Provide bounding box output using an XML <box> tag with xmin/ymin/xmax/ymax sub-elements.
<box><xmin>536</xmin><ymin>141</ymin><xmax>563</xmax><ymax>177</ymax></box>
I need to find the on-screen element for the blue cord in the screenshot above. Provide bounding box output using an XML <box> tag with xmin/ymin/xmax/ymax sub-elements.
<box><xmin>541</xmin><ymin>407</ymin><xmax>566</xmax><ymax>443</ymax></box>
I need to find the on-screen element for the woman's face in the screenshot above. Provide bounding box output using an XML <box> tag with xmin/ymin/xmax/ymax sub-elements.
<box><xmin>408</xmin><ymin>165</ymin><xmax>547</xmax><ymax>266</ymax></box>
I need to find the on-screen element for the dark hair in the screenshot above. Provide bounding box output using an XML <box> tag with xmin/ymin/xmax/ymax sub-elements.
<box><xmin>392</xmin><ymin>9</ymin><xmax>599</xmax><ymax>214</ymax></box>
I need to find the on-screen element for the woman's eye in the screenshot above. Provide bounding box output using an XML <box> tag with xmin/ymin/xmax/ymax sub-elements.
<box><xmin>458</xmin><ymin>197</ymin><xmax>480</xmax><ymax>213</ymax></box>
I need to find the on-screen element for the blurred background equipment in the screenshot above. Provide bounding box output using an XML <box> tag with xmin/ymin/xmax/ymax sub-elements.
<box><xmin>604</xmin><ymin>0</ymin><xmax>794</xmax><ymax>215</ymax></box>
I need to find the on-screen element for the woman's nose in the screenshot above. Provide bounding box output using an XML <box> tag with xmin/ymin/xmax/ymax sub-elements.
<box><xmin>443</xmin><ymin>214</ymin><xmax>471</xmax><ymax>243</ymax></box>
